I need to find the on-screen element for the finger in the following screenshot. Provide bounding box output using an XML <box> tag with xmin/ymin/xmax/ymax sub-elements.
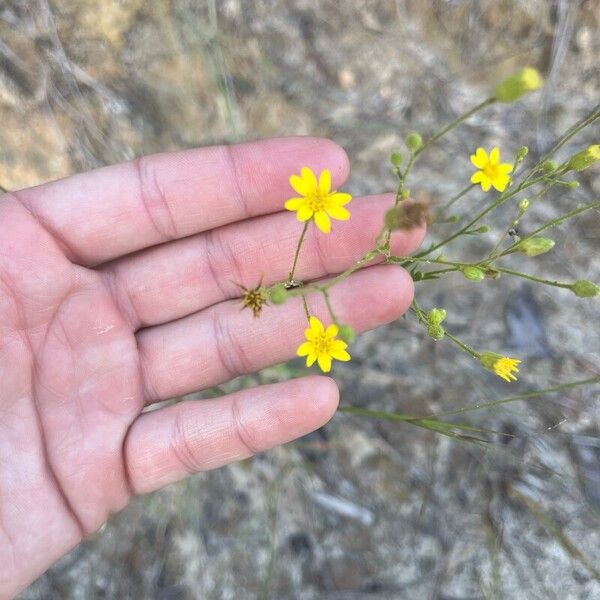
<box><xmin>102</xmin><ymin>194</ymin><xmax>426</xmax><ymax>329</ymax></box>
<box><xmin>137</xmin><ymin>264</ymin><xmax>413</xmax><ymax>403</ymax></box>
<box><xmin>124</xmin><ymin>376</ymin><xmax>338</xmax><ymax>494</ymax></box>
<box><xmin>13</xmin><ymin>137</ymin><xmax>349</xmax><ymax>265</ymax></box>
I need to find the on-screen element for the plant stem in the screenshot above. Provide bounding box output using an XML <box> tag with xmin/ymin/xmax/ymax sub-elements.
<box><xmin>287</xmin><ymin>222</ymin><xmax>309</xmax><ymax>283</ymax></box>
<box><xmin>413</xmin><ymin>97</ymin><xmax>496</xmax><ymax>159</ymax></box>
<box><xmin>443</xmin><ymin>184</ymin><xmax>476</xmax><ymax>211</ymax></box>
<box><xmin>495</xmin><ymin>266</ymin><xmax>573</xmax><ymax>289</ymax></box>
<box><xmin>444</xmin><ymin>331</ymin><xmax>480</xmax><ymax>359</ymax></box>
<box><xmin>322</xmin><ymin>288</ymin><xmax>339</xmax><ymax>324</ymax></box>
<box><xmin>431</xmin><ymin>377</ymin><xmax>600</xmax><ymax>418</ymax></box>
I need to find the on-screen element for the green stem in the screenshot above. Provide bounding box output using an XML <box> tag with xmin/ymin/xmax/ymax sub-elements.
<box><xmin>444</xmin><ymin>331</ymin><xmax>480</xmax><ymax>359</ymax></box>
<box><xmin>413</xmin><ymin>97</ymin><xmax>496</xmax><ymax>159</ymax></box>
<box><xmin>431</xmin><ymin>377</ymin><xmax>600</xmax><ymax>418</ymax></box>
<box><xmin>287</xmin><ymin>222</ymin><xmax>309</xmax><ymax>283</ymax></box>
<box><xmin>495</xmin><ymin>266</ymin><xmax>573</xmax><ymax>289</ymax></box>
<box><xmin>443</xmin><ymin>184</ymin><xmax>476</xmax><ymax>211</ymax></box>
<box><xmin>499</xmin><ymin>200</ymin><xmax>600</xmax><ymax>258</ymax></box>
<box><xmin>322</xmin><ymin>289</ymin><xmax>339</xmax><ymax>324</ymax></box>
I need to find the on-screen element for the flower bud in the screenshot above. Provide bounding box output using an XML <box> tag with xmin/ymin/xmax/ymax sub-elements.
<box><xmin>338</xmin><ymin>324</ymin><xmax>356</xmax><ymax>343</ymax></box>
<box><xmin>566</xmin><ymin>145</ymin><xmax>600</xmax><ymax>172</ymax></box>
<box><xmin>268</xmin><ymin>284</ymin><xmax>288</xmax><ymax>305</ymax></box>
<box><xmin>517</xmin><ymin>237</ymin><xmax>555</xmax><ymax>257</ymax></box>
<box><xmin>476</xmin><ymin>225</ymin><xmax>489</xmax><ymax>233</ymax></box>
<box><xmin>462</xmin><ymin>266</ymin><xmax>485</xmax><ymax>281</ymax></box>
<box><xmin>516</xmin><ymin>146</ymin><xmax>529</xmax><ymax>162</ymax></box>
<box><xmin>541</xmin><ymin>160</ymin><xmax>558</xmax><ymax>173</ymax></box>
<box><xmin>405</xmin><ymin>132</ymin><xmax>423</xmax><ymax>152</ymax></box>
<box><xmin>566</xmin><ymin>181</ymin><xmax>580</xmax><ymax>188</ymax></box>
<box><xmin>494</xmin><ymin>67</ymin><xmax>543</xmax><ymax>103</ymax></box>
<box><xmin>518</xmin><ymin>198</ymin><xmax>530</xmax><ymax>213</ymax></box>
<box><xmin>427</xmin><ymin>324</ymin><xmax>445</xmax><ymax>341</ymax></box>
<box><xmin>570</xmin><ymin>280</ymin><xmax>599</xmax><ymax>298</ymax></box>
<box><xmin>427</xmin><ymin>308</ymin><xmax>447</xmax><ymax>326</ymax></box>
<box><xmin>390</xmin><ymin>152</ymin><xmax>403</xmax><ymax>167</ymax></box>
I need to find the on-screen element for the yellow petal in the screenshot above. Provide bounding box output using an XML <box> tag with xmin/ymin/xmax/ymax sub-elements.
<box><xmin>328</xmin><ymin>192</ymin><xmax>352</xmax><ymax>206</ymax></box>
<box><xmin>304</xmin><ymin>328</ymin><xmax>316</xmax><ymax>341</ymax></box>
<box><xmin>306</xmin><ymin>353</ymin><xmax>317</xmax><ymax>367</ymax></box>
<box><xmin>325</xmin><ymin>204</ymin><xmax>350</xmax><ymax>220</ymax></box>
<box><xmin>470</xmin><ymin>147</ymin><xmax>488</xmax><ymax>169</ymax></box>
<box><xmin>318</xmin><ymin>169</ymin><xmax>331</xmax><ymax>194</ymax></box>
<box><xmin>300</xmin><ymin>167</ymin><xmax>318</xmax><ymax>194</ymax></box>
<box><xmin>325</xmin><ymin>324</ymin><xmax>339</xmax><ymax>338</ymax></box>
<box><xmin>289</xmin><ymin>174</ymin><xmax>309</xmax><ymax>196</ymax></box>
<box><xmin>296</xmin><ymin>341</ymin><xmax>313</xmax><ymax>357</ymax></box>
<box><xmin>314</xmin><ymin>210</ymin><xmax>331</xmax><ymax>233</ymax></box>
<box><xmin>297</xmin><ymin>205</ymin><xmax>314</xmax><ymax>221</ymax></box>
<box><xmin>498</xmin><ymin>162</ymin><xmax>513</xmax><ymax>174</ymax></box>
<box><xmin>470</xmin><ymin>171</ymin><xmax>484</xmax><ymax>184</ymax></box>
<box><xmin>284</xmin><ymin>197</ymin><xmax>305</xmax><ymax>211</ymax></box>
<box><xmin>480</xmin><ymin>175</ymin><xmax>492</xmax><ymax>192</ymax></box>
<box><xmin>492</xmin><ymin>175</ymin><xmax>510</xmax><ymax>192</ymax></box>
<box><xmin>309</xmin><ymin>316</ymin><xmax>324</xmax><ymax>333</ymax></box>
<box><xmin>330</xmin><ymin>348</ymin><xmax>351</xmax><ymax>361</ymax></box>
<box><xmin>489</xmin><ymin>147</ymin><xmax>500</xmax><ymax>165</ymax></box>
<box><xmin>330</xmin><ymin>340</ymin><xmax>348</xmax><ymax>352</ymax></box>
<box><xmin>317</xmin><ymin>353</ymin><xmax>332</xmax><ymax>373</ymax></box>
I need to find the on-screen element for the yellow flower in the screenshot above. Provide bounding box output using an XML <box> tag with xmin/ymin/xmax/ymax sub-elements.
<box><xmin>284</xmin><ymin>167</ymin><xmax>352</xmax><ymax>233</ymax></box>
<box><xmin>479</xmin><ymin>351</ymin><xmax>521</xmax><ymax>382</ymax></box>
<box><xmin>296</xmin><ymin>316</ymin><xmax>351</xmax><ymax>373</ymax></box>
<box><xmin>470</xmin><ymin>147</ymin><xmax>513</xmax><ymax>192</ymax></box>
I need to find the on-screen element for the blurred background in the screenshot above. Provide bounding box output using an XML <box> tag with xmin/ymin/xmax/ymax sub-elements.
<box><xmin>2</xmin><ymin>1</ymin><xmax>599</xmax><ymax>598</ymax></box>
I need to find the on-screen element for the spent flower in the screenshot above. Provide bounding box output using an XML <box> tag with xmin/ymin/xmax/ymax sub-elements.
<box><xmin>566</xmin><ymin>145</ymin><xmax>600</xmax><ymax>172</ymax></box>
<box><xmin>470</xmin><ymin>147</ymin><xmax>513</xmax><ymax>192</ymax></box>
<box><xmin>479</xmin><ymin>352</ymin><xmax>521</xmax><ymax>382</ymax></box>
<box><xmin>285</xmin><ymin>166</ymin><xmax>352</xmax><ymax>233</ymax></box>
<box><xmin>296</xmin><ymin>316</ymin><xmax>351</xmax><ymax>373</ymax></box>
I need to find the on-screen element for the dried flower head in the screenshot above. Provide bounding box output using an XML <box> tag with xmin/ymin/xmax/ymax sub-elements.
<box><xmin>236</xmin><ymin>279</ymin><xmax>268</xmax><ymax>318</ymax></box>
<box><xmin>384</xmin><ymin>198</ymin><xmax>431</xmax><ymax>230</ymax></box>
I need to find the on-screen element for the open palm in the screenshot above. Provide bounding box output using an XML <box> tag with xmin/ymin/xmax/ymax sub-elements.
<box><xmin>0</xmin><ymin>138</ymin><xmax>423</xmax><ymax>597</ymax></box>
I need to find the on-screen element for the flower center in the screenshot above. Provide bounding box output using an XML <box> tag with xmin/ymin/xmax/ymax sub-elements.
<box><xmin>307</xmin><ymin>194</ymin><xmax>327</xmax><ymax>212</ymax></box>
<box><xmin>312</xmin><ymin>332</ymin><xmax>333</xmax><ymax>354</ymax></box>
<box><xmin>483</xmin><ymin>163</ymin><xmax>500</xmax><ymax>179</ymax></box>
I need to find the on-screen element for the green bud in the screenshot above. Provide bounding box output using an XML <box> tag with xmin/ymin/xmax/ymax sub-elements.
<box><xmin>518</xmin><ymin>198</ymin><xmax>530</xmax><ymax>213</ymax></box>
<box><xmin>390</xmin><ymin>152</ymin><xmax>403</xmax><ymax>167</ymax></box>
<box><xmin>338</xmin><ymin>324</ymin><xmax>356</xmax><ymax>343</ymax></box>
<box><xmin>541</xmin><ymin>159</ymin><xmax>558</xmax><ymax>173</ymax></box>
<box><xmin>517</xmin><ymin>237</ymin><xmax>555</xmax><ymax>257</ymax></box>
<box><xmin>268</xmin><ymin>284</ymin><xmax>288</xmax><ymax>305</ymax></box>
<box><xmin>400</xmin><ymin>188</ymin><xmax>410</xmax><ymax>199</ymax></box>
<box><xmin>462</xmin><ymin>266</ymin><xmax>485</xmax><ymax>281</ymax></box>
<box><xmin>427</xmin><ymin>324</ymin><xmax>445</xmax><ymax>341</ymax></box>
<box><xmin>427</xmin><ymin>308</ymin><xmax>447</xmax><ymax>326</ymax></box>
<box><xmin>476</xmin><ymin>225</ymin><xmax>490</xmax><ymax>233</ymax></box>
<box><xmin>570</xmin><ymin>280</ymin><xmax>599</xmax><ymax>298</ymax></box>
<box><xmin>405</xmin><ymin>132</ymin><xmax>423</xmax><ymax>152</ymax></box>
<box><xmin>566</xmin><ymin>181</ymin><xmax>580</xmax><ymax>188</ymax></box>
<box><xmin>494</xmin><ymin>67</ymin><xmax>543</xmax><ymax>103</ymax></box>
<box><xmin>448</xmin><ymin>215</ymin><xmax>460</xmax><ymax>223</ymax></box>
<box><xmin>567</xmin><ymin>145</ymin><xmax>600</xmax><ymax>171</ymax></box>
<box><xmin>516</xmin><ymin>146</ymin><xmax>529</xmax><ymax>162</ymax></box>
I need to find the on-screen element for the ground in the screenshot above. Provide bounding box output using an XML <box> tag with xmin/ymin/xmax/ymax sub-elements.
<box><xmin>1</xmin><ymin>1</ymin><xmax>599</xmax><ymax>598</ymax></box>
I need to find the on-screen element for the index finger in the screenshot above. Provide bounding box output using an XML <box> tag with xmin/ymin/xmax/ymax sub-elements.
<box><xmin>11</xmin><ymin>137</ymin><xmax>349</xmax><ymax>265</ymax></box>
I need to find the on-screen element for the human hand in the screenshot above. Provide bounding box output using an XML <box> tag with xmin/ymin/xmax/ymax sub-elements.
<box><xmin>0</xmin><ymin>137</ymin><xmax>424</xmax><ymax>597</ymax></box>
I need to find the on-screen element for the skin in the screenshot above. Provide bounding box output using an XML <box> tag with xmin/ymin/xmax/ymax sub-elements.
<box><xmin>0</xmin><ymin>137</ymin><xmax>425</xmax><ymax>598</ymax></box>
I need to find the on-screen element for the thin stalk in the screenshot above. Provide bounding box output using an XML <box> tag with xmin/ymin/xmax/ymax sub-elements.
<box><xmin>445</xmin><ymin>331</ymin><xmax>480</xmax><ymax>359</ymax></box>
<box><xmin>431</xmin><ymin>378</ymin><xmax>600</xmax><ymax>418</ymax></box>
<box><xmin>287</xmin><ymin>222</ymin><xmax>309</xmax><ymax>283</ymax></box>
<box><xmin>414</xmin><ymin>98</ymin><xmax>497</xmax><ymax>159</ymax></box>
<box><xmin>495</xmin><ymin>266</ymin><xmax>573</xmax><ymax>290</ymax></box>
<box><xmin>322</xmin><ymin>289</ymin><xmax>339</xmax><ymax>324</ymax></box>
<box><xmin>443</xmin><ymin>184</ymin><xmax>476</xmax><ymax>211</ymax></box>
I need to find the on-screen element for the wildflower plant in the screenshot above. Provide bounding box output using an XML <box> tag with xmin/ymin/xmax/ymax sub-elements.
<box><xmin>236</xmin><ymin>67</ymin><xmax>599</xmax><ymax>438</ymax></box>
